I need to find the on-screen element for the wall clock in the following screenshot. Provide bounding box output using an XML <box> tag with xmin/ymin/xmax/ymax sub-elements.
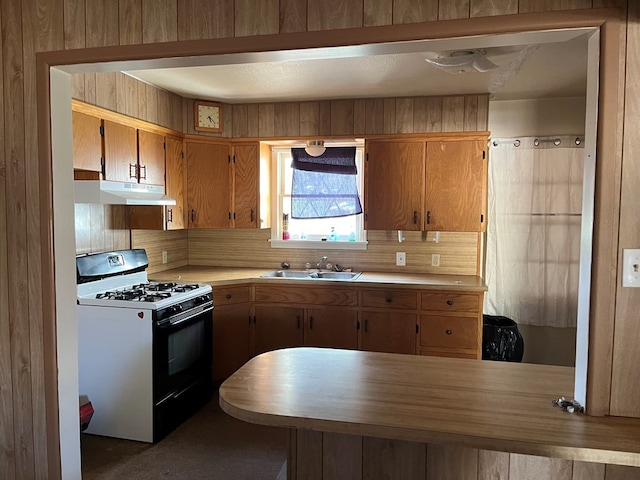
<box><xmin>194</xmin><ymin>100</ymin><xmax>223</xmax><ymax>132</ymax></box>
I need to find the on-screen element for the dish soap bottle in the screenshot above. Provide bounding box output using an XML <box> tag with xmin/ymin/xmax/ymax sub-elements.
<box><xmin>329</xmin><ymin>226</ymin><xmax>338</xmax><ymax>241</ymax></box>
<box><xmin>348</xmin><ymin>229</ymin><xmax>356</xmax><ymax>242</ymax></box>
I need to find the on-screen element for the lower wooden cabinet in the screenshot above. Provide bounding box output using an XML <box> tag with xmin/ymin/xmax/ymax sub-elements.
<box><xmin>211</xmin><ymin>282</ymin><xmax>484</xmax><ymax>381</ymax></box>
<box><xmin>305</xmin><ymin>307</ymin><xmax>358</xmax><ymax>350</ymax></box>
<box><xmin>417</xmin><ymin>291</ymin><xmax>483</xmax><ymax>359</ymax></box>
<box><xmin>253</xmin><ymin>305</ymin><xmax>304</xmax><ymax>355</ymax></box>
<box><xmin>212</xmin><ymin>285</ymin><xmax>251</xmax><ymax>381</ymax></box>
<box><xmin>360</xmin><ymin>311</ymin><xmax>417</xmax><ymax>354</ymax></box>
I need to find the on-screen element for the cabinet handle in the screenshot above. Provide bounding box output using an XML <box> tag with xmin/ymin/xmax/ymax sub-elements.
<box><xmin>139</xmin><ymin>164</ymin><xmax>147</xmax><ymax>180</ymax></box>
<box><xmin>297</xmin><ymin>316</ymin><xmax>301</xmax><ymax>329</ymax></box>
<box><xmin>167</xmin><ymin>208</ymin><xmax>173</xmax><ymax>223</ymax></box>
<box><xmin>225</xmin><ymin>294</ymin><xmax>232</xmax><ymax>299</ymax></box>
<box><xmin>445</xmin><ymin>329</ymin><xmax>453</xmax><ymax>335</ymax></box>
<box><xmin>309</xmin><ymin>316</ymin><xmax>314</xmax><ymax>329</ymax></box>
<box><xmin>413</xmin><ymin>211</ymin><xmax>418</xmax><ymax>224</ymax></box>
<box><xmin>250</xmin><ymin>209</ymin><xmax>255</xmax><ymax>223</ymax></box>
<box><xmin>364</xmin><ymin>319</ymin><xmax>368</xmax><ymax>333</ymax></box>
<box><xmin>129</xmin><ymin>163</ymin><xmax>137</xmax><ymax>179</ymax></box>
<box><xmin>446</xmin><ymin>300</ymin><xmax>453</xmax><ymax>306</ymax></box>
<box><xmin>191</xmin><ymin>210</ymin><xmax>195</xmax><ymax>223</ymax></box>
<box><xmin>385</xmin><ymin>297</ymin><xmax>392</xmax><ymax>303</ymax></box>
<box><xmin>427</xmin><ymin>211</ymin><xmax>431</xmax><ymax>225</ymax></box>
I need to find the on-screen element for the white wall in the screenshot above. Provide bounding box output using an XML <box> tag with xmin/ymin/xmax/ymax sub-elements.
<box><xmin>489</xmin><ymin>97</ymin><xmax>586</xmax><ymax>137</ymax></box>
<box><xmin>487</xmin><ymin>97</ymin><xmax>585</xmax><ymax>367</ymax></box>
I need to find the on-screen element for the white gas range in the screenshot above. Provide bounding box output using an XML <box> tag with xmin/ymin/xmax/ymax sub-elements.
<box><xmin>76</xmin><ymin>249</ymin><xmax>214</xmax><ymax>443</ymax></box>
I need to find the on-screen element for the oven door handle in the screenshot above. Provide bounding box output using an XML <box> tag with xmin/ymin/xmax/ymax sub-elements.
<box><xmin>155</xmin><ymin>304</ymin><xmax>213</xmax><ymax>329</ymax></box>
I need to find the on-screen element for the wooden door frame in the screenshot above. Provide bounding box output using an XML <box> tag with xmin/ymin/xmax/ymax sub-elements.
<box><xmin>36</xmin><ymin>8</ymin><xmax>625</xmax><ymax>478</ymax></box>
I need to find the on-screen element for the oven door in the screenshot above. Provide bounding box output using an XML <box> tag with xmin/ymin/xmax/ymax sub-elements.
<box><xmin>153</xmin><ymin>303</ymin><xmax>213</xmax><ymax>441</ymax></box>
<box><xmin>153</xmin><ymin>304</ymin><xmax>213</xmax><ymax>403</ymax></box>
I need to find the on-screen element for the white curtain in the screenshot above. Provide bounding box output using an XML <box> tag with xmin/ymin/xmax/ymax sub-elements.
<box><xmin>485</xmin><ymin>137</ymin><xmax>584</xmax><ymax>328</ymax></box>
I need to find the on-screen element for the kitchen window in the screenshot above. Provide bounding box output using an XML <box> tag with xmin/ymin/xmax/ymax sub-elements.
<box><xmin>270</xmin><ymin>143</ymin><xmax>367</xmax><ymax>250</ymax></box>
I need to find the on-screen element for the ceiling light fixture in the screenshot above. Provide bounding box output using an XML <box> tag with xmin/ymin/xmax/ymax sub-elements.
<box><xmin>305</xmin><ymin>140</ymin><xmax>326</xmax><ymax>157</ymax></box>
<box><xmin>425</xmin><ymin>49</ymin><xmax>499</xmax><ymax>73</ymax></box>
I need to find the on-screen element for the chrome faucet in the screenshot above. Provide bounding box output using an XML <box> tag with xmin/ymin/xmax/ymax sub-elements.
<box><xmin>316</xmin><ymin>256</ymin><xmax>328</xmax><ymax>270</ymax></box>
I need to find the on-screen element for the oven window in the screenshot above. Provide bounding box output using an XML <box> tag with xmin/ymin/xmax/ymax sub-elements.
<box><xmin>167</xmin><ymin>321</ymin><xmax>205</xmax><ymax>376</ymax></box>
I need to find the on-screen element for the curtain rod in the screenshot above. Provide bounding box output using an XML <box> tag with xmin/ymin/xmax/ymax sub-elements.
<box><xmin>490</xmin><ymin>135</ymin><xmax>585</xmax><ymax>149</ymax></box>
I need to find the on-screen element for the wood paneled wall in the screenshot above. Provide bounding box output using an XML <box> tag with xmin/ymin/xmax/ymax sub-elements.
<box><xmin>131</xmin><ymin>229</ymin><xmax>188</xmax><ymax>274</ymax></box>
<box><xmin>0</xmin><ymin>1</ymin><xmax>631</xmax><ymax>478</ymax></box>
<box><xmin>186</xmin><ymin>94</ymin><xmax>489</xmax><ymax>138</ymax></box>
<box><xmin>74</xmin><ymin>204</ymin><xmax>129</xmax><ymax>255</ymax></box>
<box><xmin>292</xmin><ymin>430</ymin><xmax>640</xmax><ymax>480</ymax></box>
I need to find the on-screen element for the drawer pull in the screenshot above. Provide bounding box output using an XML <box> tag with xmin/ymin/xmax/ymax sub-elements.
<box><xmin>309</xmin><ymin>317</ymin><xmax>314</xmax><ymax>329</ymax></box>
<box><xmin>297</xmin><ymin>316</ymin><xmax>301</xmax><ymax>329</ymax></box>
<box><xmin>446</xmin><ymin>300</ymin><xmax>453</xmax><ymax>306</ymax></box>
<box><xmin>225</xmin><ymin>294</ymin><xmax>232</xmax><ymax>299</ymax></box>
<box><xmin>445</xmin><ymin>329</ymin><xmax>453</xmax><ymax>335</ymax></box>
<box><xmin>385</xmin><ymin>297</ymin><xmax>392</xmax><ymax>303</ymax></box>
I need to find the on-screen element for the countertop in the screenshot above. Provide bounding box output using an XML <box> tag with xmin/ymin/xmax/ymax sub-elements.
<box><xmin>149</xmin><ymin>265</ymin><xmax>487</xmax><ymax>291</ymax></box>
<box><xmin>219</xmin><ymin>347</ymin><xmax>640</xmax><ymax>467</ymax></box>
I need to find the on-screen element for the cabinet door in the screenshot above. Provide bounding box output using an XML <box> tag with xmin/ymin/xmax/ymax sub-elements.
<box><xmin>305</xmin><ymin>307</ymin><xmax>358</xmax><ymax>350</ymax></box>
<box><xmin>103</xmin><ymin>119</ymin><xmax>138</xmax><ymax>182</ymax></box>
<box><xmin>165</xmin><ymin>137</ymin><xmax>186</xmax><ymax>230</ymax></box>
<box><xmin>72</xmin><ymin>111</ymin><xmax>103</xmax><ymax>172</ymax></box>
<box><xmin>212</xmin><ymin>303</ymin><xmax>251</xmax><ymax>381</ymax></box>
<box><xmin>360</xmin><ymin>311</ymin><xmax>417</xmax><ymax>354</ymax></box>
<box><xmin>365</xmin><ymin>140</ymin><xmax>425</xmax><ymax>231</ymax></box>
<box><xmin>233</xmin><ymin>143</ymin><xmax>259</xmax><ymax>228</ymax></box>
<box><xmin>425</xmin><ymin>140</ymin><xmax>486</xmax><ymax>232</ymax></box>
<box><xmin>137</xmin><ymin>130</ymin><xmax>165</xmax><ymax>186</ymax></box>
<box><xmin>186</xmin><ymin>141</ymin><xmax>231</xmax><ymax>228</ymax></box>
<box><xmin>253</xmin><ymin>305</ymin><xmax>304</xmax><ymax>355</ymax></box>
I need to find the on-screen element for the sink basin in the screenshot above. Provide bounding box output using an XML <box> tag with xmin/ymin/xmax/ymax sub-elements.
<box><xmin>261</xmin><ymin>270</ymin><xmax>362</xmax><ymax>281</ymax></box>
<box><xmin>308</xmin><ymin>271</ymin><xmax>362</xmax><ymax>280</ymax></box>
<box><xmin>261</xmin><ymin>270</ymin><xmax>312</xmax><ymax>278</ymax></box>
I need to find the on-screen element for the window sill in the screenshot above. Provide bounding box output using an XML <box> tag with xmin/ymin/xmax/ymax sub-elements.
<box><xmin>269</xmin><ymin>239</ymin><xmax>368</xmax><ymax>251</ymax></box>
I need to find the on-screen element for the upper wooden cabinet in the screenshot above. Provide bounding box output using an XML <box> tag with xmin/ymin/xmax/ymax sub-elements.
<box><xmin>137</xmin><ymin>130</ymin><xmax>166</xmax><ymax>186</ymax></box>
<box><xmin>129</xmin><ymin>135</ymin><xmax>187</xmax><ymax>230</ymax></box>
<box><xmin>186</xmin><ymin>139</ymin><xmax>270</xmax><ymax>230</ymax></box>
<box><xmin>364</xmin><ymin>135</ymin><xmax>488</xmax><ymax>232</ymax></box>
<box><xmin>72</xmin><ymin>111</ymin><xmax>103</xmax><ymax>172</ymax></box>
<box><xmin>102</xmin><ymin>119</ymin><xmax>139</xmax><ymax>183</ymax></box>
<box><xmin>186</xmin><ymin>140</ymin><xmax>232</xmax><ymax>228</ymax></box>
<box><xmin>232</xmin><ymin>143</ymin><xmax>260</xmax><ymax>228</ymax></box>
<box><xmin>425</xmin><ymin>140</ymin><xmax>487</xmax><ymax>232</ymax></box>
<box><xmin>364</xmin><ymin>140</ymin><xmax>425</xmax><ymax>231</ymax></box>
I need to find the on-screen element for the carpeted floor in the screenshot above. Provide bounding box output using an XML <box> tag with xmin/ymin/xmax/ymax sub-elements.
<box><xmin>81</xmin><ymin>388</ymin><xmax>287</xmax><ymax>479</ymax></box>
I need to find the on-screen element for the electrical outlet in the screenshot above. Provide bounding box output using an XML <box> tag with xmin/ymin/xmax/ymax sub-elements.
<box><xmin>432</xmin><ymin>254</ymin><xmax>440</xmax><ymax>267</ymax></box>
<box><xmin>622</xmin><ymin>249</ymin><xmax>640</xmax><ymax>287</ymax></box>
<box><xmin>162</xmin><ymin>251</ymin><xmax>168</xmax><ymax>264</ymax></box>
<box><xmin>396</xmin><ymin>252</ymin><xmax>406</xmax><ymax>266</ymax></box>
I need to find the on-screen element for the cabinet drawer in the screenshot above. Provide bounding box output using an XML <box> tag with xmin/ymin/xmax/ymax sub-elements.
<box><xmin>213</xmin><ymin>285</ymin><xmax>250</xmax><ymax>306</ymax></box>
<box><xmin>421</xmin><ymin>292</ymin><xmax>480</xmax><ymax>313</ymax></box>
<box><xmin>254</xmin><ymin>285</ymin><xmax>357</xmax><ymax>306</ymax></box>
<box><xmin>361</xmin><ymin>289</ymin><xmax>418</xmax><ymax>310</ymax></box>
<box><xmin>419</xmin><ymin>348</ymin><xmax>478</xmax><ymax>360</ymax></box>
<box><xmin>419</xmin><ymin>315</ymin><xmax>478</xmax><ymax>349</ymax></box>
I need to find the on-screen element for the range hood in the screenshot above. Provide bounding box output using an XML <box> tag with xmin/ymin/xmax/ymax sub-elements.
<box><xmin>74</xmin><ymin>180</ymin><xmax>176</xmax><ymax>206</ymax></box>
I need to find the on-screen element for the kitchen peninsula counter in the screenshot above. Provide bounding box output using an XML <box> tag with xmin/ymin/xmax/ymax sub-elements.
<box><xmin>219</xmin><ymin>347</ymin><xmax>640</xmax><ymax>478</ymax></box>
<box><xmin>149</xmin><ymin>265</ymin><xmax>487</xmax><ymax>291</ymax></box>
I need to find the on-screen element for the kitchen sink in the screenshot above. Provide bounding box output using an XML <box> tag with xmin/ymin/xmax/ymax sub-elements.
<box><xmin>261</xmin><ymin>270</ymin><xmax>362</xmax><ymax>281</ymax></box>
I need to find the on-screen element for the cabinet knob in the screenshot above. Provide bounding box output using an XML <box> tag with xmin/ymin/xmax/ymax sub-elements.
<box><xmin>445</xmin><ymin>329</ymin><xmax>453</xmax><ymax>335</ymax></box>
<box><xmin>446</xmin><ymin>300</ymin><xmax>453</xmax><ymax>306</ymax></box>
<box><xmin>427</xmin><ymin>211</ymin><xmax>431</xmax><ymax>225</ymax></box>
<box><xmin>225</xmin><ymin>294</ymin><xmax>232</xmax><ymax>299</ymax></box>
<box><xmin>385</xmin><ymin>297</ymin><xmax>392</xmax><ymax>303</ymax></box>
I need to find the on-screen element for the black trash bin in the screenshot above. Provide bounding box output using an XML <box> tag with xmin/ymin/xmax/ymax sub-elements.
<box><xmin>482</xmin><ymin>315</ymin><xmax>524</xmax><ymax>362</ymax></box>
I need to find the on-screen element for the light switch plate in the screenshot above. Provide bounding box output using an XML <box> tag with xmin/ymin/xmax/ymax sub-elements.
<box><xmin>622</xmin><ymin>249</ymin><xmax>640</xmax><ymax>287</ymax></box>
<box><xmin>162</xmin><ymin>251</ymin><xmax>168</xmax><ymax>264</ymax></box>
